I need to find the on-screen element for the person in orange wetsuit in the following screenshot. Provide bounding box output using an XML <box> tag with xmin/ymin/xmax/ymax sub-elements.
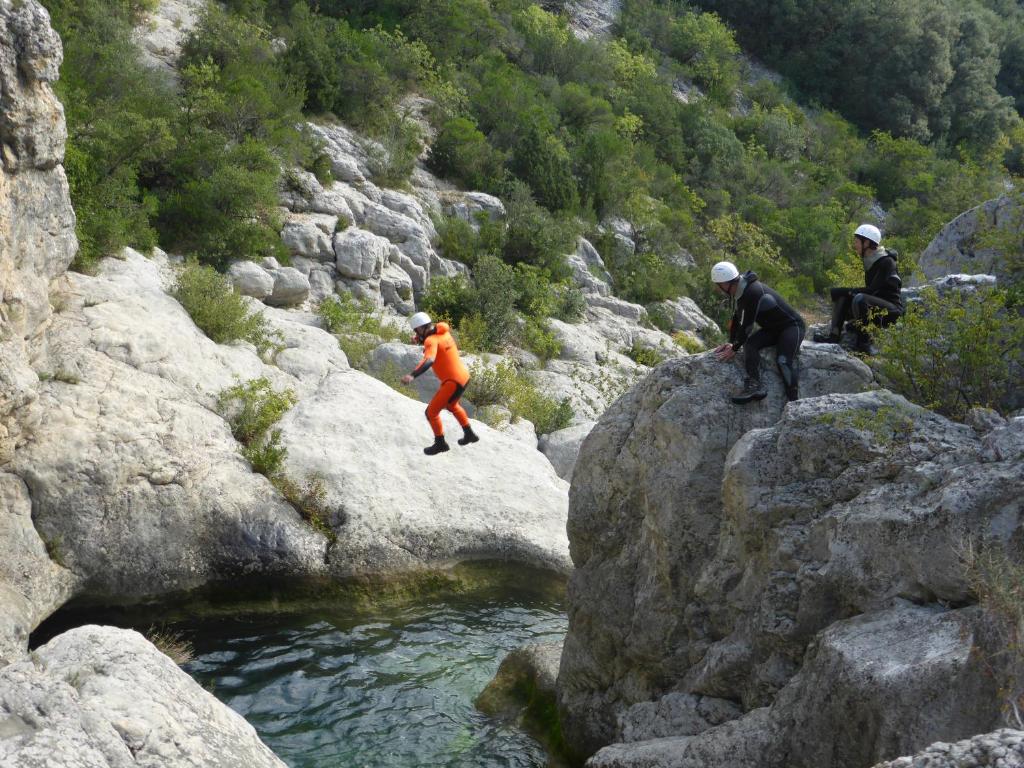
<box><xmin>401</xmin><ymin>311</ymin><xmax>479</xmax><ymax>455</ymax></box>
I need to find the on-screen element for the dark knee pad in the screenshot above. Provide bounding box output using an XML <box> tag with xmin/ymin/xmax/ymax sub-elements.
<box><xmin>776</xmin><ymin>355</ymin><xmax>799</xmax><ymax>388</ymax></box>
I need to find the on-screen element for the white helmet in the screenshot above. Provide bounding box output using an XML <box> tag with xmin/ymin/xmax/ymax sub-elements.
<box><xmin>854</xmin><ymin>224</ymin><xmax>882</xmax><ymax>245</ymax></box>
<box><xmin>409</xmin><ymin>311</ymin><xmax>432</xmax><ymax>330</ymax></box>
<box><xmin>711</xmin><ymin>261</ymin><xmax>740</xmax><ymax>283</ymax></box>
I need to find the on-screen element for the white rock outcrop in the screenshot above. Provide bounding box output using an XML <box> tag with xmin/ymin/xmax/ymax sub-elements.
<box><xmin>0</xmin><ymin>625</ymin><xmax>287</xmax><ymax>768</ymax></box>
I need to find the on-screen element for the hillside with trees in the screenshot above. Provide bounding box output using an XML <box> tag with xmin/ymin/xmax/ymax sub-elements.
<box><xmin>43</xmin><ymin>0</ymin><xmax>1020</xmax><ymax>336</ymax></box>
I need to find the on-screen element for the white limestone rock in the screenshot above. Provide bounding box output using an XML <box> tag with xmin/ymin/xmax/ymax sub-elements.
<box><xmin>0</xmin><ymin>625</ymin><xmax>286</xmax><ymax>767</ymax></box>
<box><xmin>440</xmin><ymin>190</ymin><xmax>506</xmax><ymax>228</ymax></box>
<box><xmin>267</xmin><ymin>266</ymin><xmax>311</xmax><ymax>306</ymax></box>
<box><xmin>275</xmin><ymin>369</ymin><xmax>571</xmax><ymax>576</ymax></box>
<box><xmin>280</xmin><ymin>213</ymin><xmax>336</xmax><ymax>262</ymax></box>
<box><xmin>568</xmin><ymin>238</ymin><xmax>613</xmax><ymax>296</ymax></box>
<box><xmin>227</xmin><ymin>260</ymin><xmax>275</xmax><ymax>299</ymax></box>
<box><xmin>648</xmin><ymin>297</ymin><xmax>719</xmax><ymax>338</ymax></box>
<box><xmin>538</xmin><ymin>421</ymin><xmax>595</xmax><ymax>482</ymax></box>
<box><xmin>333</xmin><ymin>227</ymin><xmax>390</xmax><ymax>281</ymax></box>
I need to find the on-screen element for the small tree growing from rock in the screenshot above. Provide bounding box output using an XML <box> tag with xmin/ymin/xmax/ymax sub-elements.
<box><xmin>873</xmin><ymin>286</ymin><xmax>1024</xmax><ymax>420</ymax></box>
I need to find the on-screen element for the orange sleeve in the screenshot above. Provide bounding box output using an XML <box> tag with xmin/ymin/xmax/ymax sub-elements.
<box><xmin>416</xmin><ymin>335</ymin><xmax>438</xmax><ymax>370</ymax></box>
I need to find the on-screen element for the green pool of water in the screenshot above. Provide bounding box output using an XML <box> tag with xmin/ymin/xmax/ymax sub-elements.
<box><xmin>180</xmin><ymin>593</ymin><xmax>565</xmax><ymax>767</ymax></box>
<box><xmin>32</xmin><ymin>566</ymin><xmax>568</xmax><ymax>766</ymax></box>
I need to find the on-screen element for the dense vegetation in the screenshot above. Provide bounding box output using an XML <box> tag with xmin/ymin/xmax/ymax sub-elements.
<box><xmin>45</xmin><ymin>0</ymin><xmax>1019</xmax><ymax>330</ymax></box>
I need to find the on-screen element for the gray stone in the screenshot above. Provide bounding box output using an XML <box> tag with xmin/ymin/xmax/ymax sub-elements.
<box><xmin>774</xmin><ymin>604</ymin><xmax>999</xmax><ymax>768</ymax></box>
<box><xmin>280</xmin><ymin>213</ymin><xmax>335</xmax><ymax>262</ymax></box>
<box><xmin>132</xmin><ymin>0</ymin><xmax>204</xmax><ymax>74</ymax></box>
<box><xmin>648</xmin><ymin>297</ymin><xmax>719</xmax><ymax>338</ymax></box>
<box><xmin>0</xmin><ymin>626</ymin><xmax>286</xmax><ymax>767</ymax></box>
<box><xmin>440</xmin><ymin>190</ymin><xmax>505</xmax><ymax>228</ymax></box>
<box><xmin>870</xmin><ymin>729</ymin><xmax>1024</xmax><ymax>768</ymax></box>
<box><xmin>557</xmin><ymin>350</ymin><xmax>875</xmax><ymax>755</ymax></box>
<box><xmin>903</xmin><ymin>273</ymin><xmax>998</xmax><ymax>303</ymax></box>
<box><xmin>617</xmin><ymin>693</ymin><xmax>743</xmax><ymax>743</ymax></box>
<box><xmin>227</xmin><ymin>260</ymin><xmax>274</xmax><ymax>299</ymax></box>
<box><xmin>568</xmin><ymin>238</ymin><xmax>613</xmax><ymax>296</ymax></box>
<box><xmin>333</xmin><ymin>227</ymin><xmax>389</xmax><ymax>280</ymax></box>
<box><xmin>267</xmin><ymin>266</ymin><xmax>310</xmax><ymax>306</ymax></box>
<box><xmin>914</xmin><ymin>196</ymin><xmax>1023</xmax><ymax>284</ymax></box>
<box><xmin>380</xmin><ymin>262</ymin><xmax>415</xmax><ymax>314</ymax></box>
<box><xmin>538</xmin><ymin>421</ymin><xmax>595</xmax><ymax>482</ymax></box>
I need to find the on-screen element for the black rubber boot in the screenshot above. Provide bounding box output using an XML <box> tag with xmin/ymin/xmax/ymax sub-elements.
<box><xmin>853</xmin><ymin>331</ymin><xmax>876</xmax><ymax>355</ymax></box>
<box><xmin>731</xmin><ymin>377</ymin><xmax>767</xmax><ymax>404</ymax></box>
<box><xmin>812</xmin><ymin>329</ymin><xmax>841</xmax><ymax>344</ymax></box>
<box><xmin>458</xmin><ymin>425</ymin><xmax>479</xmax><ymax>446</ymax></box>
<box><xmin>423</xmin><ymin>436</ymin><xmax>450</xmax><ymax>455</ymax></box>
<box><xmin>786</xmin><ymin>385</ymin><xmax>799</xmax><ymax>402</ymax></box>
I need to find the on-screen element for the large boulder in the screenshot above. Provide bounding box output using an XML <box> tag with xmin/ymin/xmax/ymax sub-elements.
<box><xmin>333</xmin><ymin>227</ymin><xmax>389</xmax><ymax>281</ymax></box>
<box><xmin>913</xmin><ymin>196</ymin><xmax>1023</xmax><ymax>285</ymax></box>
<box><xmin>559</xmin><ymin>352</ymin><xmax>1024</xmax><ymax>765</ymax></box>
<box><xmin>227</xmin><ymin>260</ymin><xmax>275</xmax><ymax>300</ymax></box>
<box><xmin>559</xmin><ymin>348</ymin><xmax>874</xmax><ymax>755</ymax></box>
<box><xmin>13</xmin><ymin>252</ymin><xmax>330</xmax><ymax>601</ymax></box>
<box><xmin>0</xmin><ymin>625</ymin><xmax>286</xmax><ymax>767</ymax></box>
<box><xmin>275</xmin><ymin>367</ymin><xmax>571</xmax><ymax>576</ymax></box>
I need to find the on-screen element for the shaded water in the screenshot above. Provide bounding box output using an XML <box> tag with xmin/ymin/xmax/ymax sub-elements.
<box><xmin>181</xmin><ymin>595</ymin><xmax>566</xmax><ymax>767</ymax></box>
<box><xmin>33</xmin><ymin>568</ymin><xmax>568</xmax><ymax>768</ymax></box>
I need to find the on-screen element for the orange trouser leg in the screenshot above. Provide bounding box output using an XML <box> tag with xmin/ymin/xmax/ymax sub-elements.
<box><xmin>426</xmin><ymin>381</ymin><xmax>457</xmax><ymax>437</ymax></box>
<box><xmin>426</xmin><ymin>380</ymin><xmax>468</xmax><ymax>436</ymax></box>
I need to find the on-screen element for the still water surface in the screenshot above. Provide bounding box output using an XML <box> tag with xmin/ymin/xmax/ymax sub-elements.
<box><xmin>178</xmin><ymin>589</ymin><xmax>567</xmax><ymax>768</ymax></box>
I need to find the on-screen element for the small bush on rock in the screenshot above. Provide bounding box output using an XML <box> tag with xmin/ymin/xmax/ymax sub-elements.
<box><xmin>217</xmin><ymin>377</ymin><xmax>297</xmax><ymax>447</ymax></box>
<box><xmin>874</xmin><ymin>287</ymin><xmax>1024</xmax><ymax>420</ymax></box>
<box><xmin>272</xmin><ymin>473</ymin><xmax>339</xmax><ymax>543</ymax></box>
<box><xmin>466</xmin><ymin>360</ymin><xmax>573</xmax><ymax>435</ymax></box>
<box><xmin>625</xmin><ymin>343</ymin><xmax>665</xmax><ymax>367</ymax></box>
<box><xmin>173</xmin><ymin>261</ymin><xmax>279</xmax><ymax>354</ymax></box>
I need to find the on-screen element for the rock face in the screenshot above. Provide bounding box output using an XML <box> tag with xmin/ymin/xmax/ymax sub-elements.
<box><xmin>870</xmin><ymin>729</ymin><xmax>1024</xmax><ymax>768</ymax></box>
<box><xmin>559</xmin><ymin>345</ymin><xmax>1023</xmax><ymax>765</ymax></box>
<box><xmin>913</xmin><ymin>196</ymin><xmax>1023</xmax><ymax>285</ymax></box>
<box><xmin>0</xmin><ymin>625</ymin><xmax>287</xmax><ymax>767</ymax></box>
<box><xmin>10</xmin><ymin>250</ymin><xmax>569</xmax><ymax>621</ymax></box>
<box><xmin>0</xmin><ymin>0</ymin><xmax>78</xmax><ymax>665</ymax></box>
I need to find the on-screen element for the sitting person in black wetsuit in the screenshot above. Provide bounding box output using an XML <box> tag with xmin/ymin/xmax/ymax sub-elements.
<box><xmin>711</xmin><ymin>260</ymin><xmax>806</xmax><ymax>404</ymax></box>
<box><xmin>812</xmin><ymin>224</ymin><xmax>903</xmax><ymax>354</ymax></box>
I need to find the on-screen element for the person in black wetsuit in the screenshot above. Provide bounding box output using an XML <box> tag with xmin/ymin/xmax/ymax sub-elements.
<box><xmin>711</xmin><ymin>260</ymin><xmax>806</xmax><ymax>404</ymax></box>
<box><xmin>812</xmin><ymin>223</ymin><xmax>903</xmax><ymax>354</ymax></box>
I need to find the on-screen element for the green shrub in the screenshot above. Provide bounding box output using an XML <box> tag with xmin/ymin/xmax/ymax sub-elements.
<box><xmin>272</xmin><ymin>473</ymin><xmax>339</xmax><ymax>542</ymax></box>
<box><xmin>366</xmin><ymin>116</ymin><xmax>422</xmax><ymax>188</ymax></box>
<box><xmin>420</xmin><ymin>274</ymin><xmax>475</xmax><ymax>328</ymax></box>
<box><xmin>874</xmin><ymin>287</ymin><xmax>1024</xmax><ymax>420</ymax></box>
<box><xmin>466</xmin><ymin>360</ymin><xmax>573</xmax><ymax>435</ymax></box>
<box><xmin>173</xmin><ymin>261</ymin><xmax>279</xmax><ymax>354</ymax></box>
<box><xmin>318</xmin><ymin>293</ymin><xmax>403</xmax><ymax>339</ymax></box>
<box><xmin>523</xmin><ymin>319</ymin><xmax>562</xmax><ymax>363</ymax></box>
<box><xmin>217</xmin><ymin>378</ymin><xmax>298</xmax><ymax>445</ymax></box>
<box><xmin>673</xmin><ymin>331</ymin><xmax>704</xmax><ymax>354</ymax></box>
<box><xmin>625</xmin><ymin>343</ymin><xmax>665</xmax><ymax>367</ymax></box>
<box><xmin>217</xmin><ymin>378</ymin><xmax>296</xmax><ymax>478</ymax></box>
<box><xmin>428</xmin><ymin>117</ymin><xmax>506</xmax><ymax>191</ymax></box>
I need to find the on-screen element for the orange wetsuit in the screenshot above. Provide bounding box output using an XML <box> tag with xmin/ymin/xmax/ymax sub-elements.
<box><xmin>412</xmin><ymin>322</ymin><xmax>471</xmax><ymax>437</ymax></box>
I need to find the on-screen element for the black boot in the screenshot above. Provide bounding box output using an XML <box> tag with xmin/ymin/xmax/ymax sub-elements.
<box><xmin>458</xmin><ymin>425</ymin><xmax>479</xmax><ymax>446</ymax></box>
<box><xmin>424</xmin><ymin>436</ymin><xmax>450</xmax><ymax>455</ymax></box>
<box><xmin>731</xmin><ymin>377</ymin><xmax>767</xmax><ymax>404</ymax></box>
<box><xmin>812</xmin><ymin>328</ymin><xmax>841</xmax><ymax>344</ymax></box>
<box><xmin>853</xmin><ymin>331</ymin><xmax>876</xmax><ymax>355</ymax></box>
<box><xmin>785</xmin><ymin>385</ymin><xmax>799</xmax><ymax>402</ymax></box>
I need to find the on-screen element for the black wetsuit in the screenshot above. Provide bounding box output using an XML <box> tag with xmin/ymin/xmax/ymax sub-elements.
<box><xmin>829</xmin><ymin>249</ymin><xmax>903</xmax><ymax>336</ymax></box>
<box><xmin>729</xmin><ymin>271</ymin><xmax>806</xmax><ymax>391</ymax></box>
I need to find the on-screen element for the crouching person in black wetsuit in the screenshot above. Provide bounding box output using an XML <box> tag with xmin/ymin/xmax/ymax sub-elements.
<box><xmin>812</xmin><ymin>224</ymin><xmax>903</xmax><ymax>354</ymax></box>
<box><xmin>711</xmin><ymin>260</ymin><xmax>806</xmax><ymax>404</ymax></box>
